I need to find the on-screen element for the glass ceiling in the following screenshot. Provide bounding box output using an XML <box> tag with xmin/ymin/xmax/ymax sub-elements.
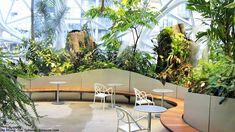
<box><xmin>0</xmin><ymin>0</ymin><xmax>202</xmax><ymax>54</ymax></box>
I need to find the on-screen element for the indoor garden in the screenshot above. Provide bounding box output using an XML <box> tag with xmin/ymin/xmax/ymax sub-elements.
<box><xmin>0</xmin><ymin>0</ymin><xmax>234</xmax><ymax>131</ymax></box>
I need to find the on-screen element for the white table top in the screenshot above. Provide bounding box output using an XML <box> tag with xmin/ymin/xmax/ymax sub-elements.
<box><xmin>49</xmin><ymin>81</ymin><xmax>66</xmax><ymax>84</ymax></box>
<box><xmin>106</xmin><ymin>83</ymin><xmax>125</xmax><ymax>87</ymax></box>
<box><xmin>135</xmin><ymin>105</ymin><xmax>167</xmax><ymax>113</ymax></box>
<box><xmin>152</xmin><ymin>89</ymin><xmax>174</xmax><ymax>93</ymax></box>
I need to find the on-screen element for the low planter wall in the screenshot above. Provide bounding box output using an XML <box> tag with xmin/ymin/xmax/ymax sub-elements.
<box><xmin>184</xmin><ymin>92</ymin><xmax>235</xmax><ymax>132</ymax></box>
<box><xmin>18</xmin><ymin>69</ymin><xmax>188</xmax><ymax>100</ymax></box>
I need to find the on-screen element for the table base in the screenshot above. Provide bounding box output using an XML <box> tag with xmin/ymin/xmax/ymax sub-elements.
<box><xmin>52</xmin><ymin>102</ymin><xmax>64</xmax><ymax>105</ymax></box>
<box><xmin>155</xmin><ymin>113</ymin><xmax>160</xmax><ymax>118</ymax></box>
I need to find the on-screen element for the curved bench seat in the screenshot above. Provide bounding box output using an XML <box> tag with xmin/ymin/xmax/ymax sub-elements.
<box><xmin>159</xmin><ymin>96</ymin><xmax>198</xmax><ymax>132</ymax></box>
<box><xmin>24</xmin><ymin>88</ymin><xmax>198</xmax><ymax>131</ymax></box>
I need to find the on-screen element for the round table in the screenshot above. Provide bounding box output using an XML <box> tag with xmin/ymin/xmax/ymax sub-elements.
<box><xmin>135</xmin><ymin>105</ymin><xmax>167</xmax><ymax>132</ymax></box>
<box><xmin>152</xmin><ymin>89</ymin><xmax>174</xmax><ymax>106</ymax></box>
<box><xmin>106</xmin><ymin>83</ymin><xmax>125</xmax><ymax>108</ymax></box>
<box><xmin>49</xmin><ymin>81</ymin><xmax>66</xmax><ymax>105</ymax></box>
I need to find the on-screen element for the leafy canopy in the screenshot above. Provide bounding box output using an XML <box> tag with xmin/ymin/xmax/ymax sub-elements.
<box><xmin>86</xmin><ymin>0</ymin><xmax>159</xmax><ymax>53</ymax></box>
<box><xmin>187</xmin><ymin>0</ymin><xmax>235</xmax><ymax>59</ymax></box>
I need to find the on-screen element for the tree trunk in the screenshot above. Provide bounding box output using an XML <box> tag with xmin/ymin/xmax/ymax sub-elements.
<box><xmin>101</xmin><ymin>0</ymin><xmax>105</xmax><ymax>12</ymax></box>
<box><xmin>31</xmin><ymin>0</ymin><xmax>35</xmax><ymax>40</ymax></box>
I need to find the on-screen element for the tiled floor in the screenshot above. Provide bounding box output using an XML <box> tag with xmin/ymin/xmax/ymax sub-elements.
<box><xmin>35</xmin><ymin>101</ymin><xmax>169</xmax><ymax>132</ymax></box>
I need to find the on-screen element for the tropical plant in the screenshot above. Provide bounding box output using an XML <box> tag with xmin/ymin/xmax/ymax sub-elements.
<box><xmin>187</xmin><ymin>0</ymin><xmax>235</xmax><ymax>60</ymax></box>
<box><xmin>102</xmin><ymin>35</ymin><xmax>121</xmax><ymax>62</ymax></box>
<box><xmin>25</xmin><ymin>39</ymin><xmax>72</xmax><ymax>75</ymax></box>
<box><xmin>189</xmin><ymin>55</ymin><xmax>235</xmax><ymax>102</ymax></box>
<box><xmin>116</xmin><ymin>47</ymin><xmax>156</xmax><ymax>77</ymax></box>
<box><xmin>0</xmin><ymin>50</ymin><xmax>38</xmax><ymax>129</ymax></box>
<box><xmin>85</xmin><ymin>0</ymin><xmax>159</xmax><ymax>56</ymax></box>
<box><xmin>77</xmin><ymin>48</ymin><xmax>116</xmax><ymax>72</ymax></box>
<box><xmin>153</xmin><ymin>26</ymin><xmax>192</xmax><ymax>85</ymax></box>
<box><xmin>186</xmin><ymin>0</ymin><xmax>235</xmax><ymax>102</ymax></box>
<box><xmin>65</xmin><ymin>25</ymin><xmax>115</xmax><ymax>72</ymax></box>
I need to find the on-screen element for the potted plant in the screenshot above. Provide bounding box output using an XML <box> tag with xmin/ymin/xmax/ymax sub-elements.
<box><xmin>184</xmin><ymin>0</ymin><xmax>235</xmax><ymax>131</ymax></box>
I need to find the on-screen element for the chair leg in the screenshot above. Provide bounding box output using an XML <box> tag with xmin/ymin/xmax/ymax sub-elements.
<box><xmin>111</xmin><ymin>95</ymin><xmax>113</xmax><ymax>106</ymax></box>
<box><xmin>100</xmin><ymin>98</ymin><xmax>102</xmax><ymax>108</ymax></box>
<box><xmin>132</xmin><ymin>102</ymin><xmax>137</xmax><ymax>116</ymax></box>
<box><xmin>93</xmin><ymin>96</ymin><xmax>96</xmax><ymax>104</ymax></box>
<box><xmin>103</xmin><ymin>98</ymin><xmax>106</xmax><ymax>110</ymax></box>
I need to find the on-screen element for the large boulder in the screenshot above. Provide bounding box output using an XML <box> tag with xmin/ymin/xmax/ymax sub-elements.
<box><xmin>66</xmin><ymin>30</ymin><xmax>95</xmax><ymax>53</ymax></box>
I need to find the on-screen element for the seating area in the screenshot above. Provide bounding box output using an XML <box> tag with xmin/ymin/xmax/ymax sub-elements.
<box><xmin>23</xmin><ymin>86</ymin><xmax>197</xmax><ymax>132</ymax></box>
<box><xmin>1</xmin><ymin>0</ymin><xmax>234</xmax><ymax>132</ymax></box>
<box><xmin>17</xmin><ymin>69</ymin><xmax>197</xmax><ymax>131</ymax></box>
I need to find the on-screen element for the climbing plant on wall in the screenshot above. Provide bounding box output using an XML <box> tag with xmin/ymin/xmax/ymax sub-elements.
<box><xmin>153</xmin><ymin>25</ymin><xmax>192</xmax><ymax>86</ymax></box>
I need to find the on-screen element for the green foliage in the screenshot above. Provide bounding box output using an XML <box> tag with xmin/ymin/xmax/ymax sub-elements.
<box><xmin>76</xmin><ymin>48</ymin><xmax>117</xmax><ymax>72</ymax></box>
<box><xmin>0</xmin><ymin>50</ymin><xmax>38</xmax><ymax>129</ymax></box>
<box><xmin>102</xmin><ymin>35</ymin><xmax>121</xmax><ymax>62</ymax></box>
<box><xmin>189</xmin><ymin>56</ymin><xmax>235</xmax><ymax>101</ymax></box>
<box><xmin>225</xmin><ymin>2</ymin><xmax>235</xmax><ymax>9</ymax></box>
<box><xmin>153</xmin><ymin>26</ymin><xmax>192</xmax><ymax>85</ymax></box>
<box><xmin>83</xmin><ymin>0</ymin><xmax>160</xmax><ymax>78</ymax></box>
<box><xmin>187</xmin><ymin>0</ymin><xmax>235</xmax><ymax>59</ymax></box>
<box><xmin>116</xmin><ymin>48</ymin><xmax>156</xmax><ymax>77</ymax></box>
<box><xmin>86</xmin><ymin>0</ymin><xmax>159</xmax><ymax>54</ymax></box>
<box><xmin>187</xmin><ymin>0</ymin><xmax>235</xmax><ymax>100</ymax></box>
<box><xmin>25</xmin><ymin>39</ymin><xmax>72</xmax><ymax>76</ymax></box>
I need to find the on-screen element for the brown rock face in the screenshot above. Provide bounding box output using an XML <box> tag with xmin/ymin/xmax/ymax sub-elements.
<box><xmin>66</xmin><ymin>30</ymin><xmax>95</xmax><ymax>53</ymax></box>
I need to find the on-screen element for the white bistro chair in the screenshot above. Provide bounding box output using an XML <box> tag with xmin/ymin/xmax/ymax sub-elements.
<box><xmin>93</xmin><ymin>83</ymin><xmax>113</xmax><ymax>110</ymax></box>
<box><xmin>133</xmin><ymin>88</ymin><xmax>155</xmax><ymax>107</ymax></box>
<box><xmin>116</xmin><ymin>106</ymin><xmax>147</xmax><ymax>132</ymax></box>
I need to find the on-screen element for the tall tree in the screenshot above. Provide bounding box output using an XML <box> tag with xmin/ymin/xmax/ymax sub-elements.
<box><xmin>31</xmin><ymin>0</ymin><xmax>35</xmax><ymax>41</ymax></box>
<box><xmin>86</xmin><ymin>0</ymin><xmax>159</xmax><ymax>56</ymax></box>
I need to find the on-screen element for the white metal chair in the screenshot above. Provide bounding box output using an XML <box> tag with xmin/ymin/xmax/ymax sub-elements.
<box><xmin>93</xmin><ymin>83</ymin><xmax>113</xmax><ymax>110</ymax></box>
<box><xmin>116</xmin><ymin>106</ymin><xmax>147</xmax><ymax>132</ymax></box>
<box><xmin>133</xmin><ymin>88</ymin><xmax>155</xmax><ymax>107</ymax></box>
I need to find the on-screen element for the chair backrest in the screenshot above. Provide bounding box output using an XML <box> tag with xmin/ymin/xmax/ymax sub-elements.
<box><xmin>94</xmin><ymin>83</ymin><xmax>105</xmax><ymax>94</ymax></box>
<box><xmin>116</xmin><ymin>107</ymin><xmax>142</xmax><ymax>131</ymax></box>
<box><xmin>133</xmin><ymin>88</ymin><xmax>147</xmax><ymax>101</ymax></box>
<box><xmin>94</xmin><ymin>83</ymin><xmax>112</xmax><ymax>95</ymax></box>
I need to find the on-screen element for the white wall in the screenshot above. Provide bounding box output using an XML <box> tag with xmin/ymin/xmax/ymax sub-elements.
<box><xmin>184</xmin><ymin>92</ymin><xmax>235</xmax><ymax>132</ymax></box>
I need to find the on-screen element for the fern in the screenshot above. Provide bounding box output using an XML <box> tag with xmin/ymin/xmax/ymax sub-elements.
<box><xmin>0</xmin><ymin>55</ymin><xmax>38</xmax><ymax>129</ymax></box>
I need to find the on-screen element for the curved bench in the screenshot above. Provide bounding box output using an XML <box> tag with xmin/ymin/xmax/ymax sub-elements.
<box><xmin>158</xmin><ymin>96</ymin><xmax>198</xmax><ymax>132</ymax></box>
<box><xmin>24</xmin><ymin>88</ymin><xmax>198</xmax><ymax>131</ymax></box>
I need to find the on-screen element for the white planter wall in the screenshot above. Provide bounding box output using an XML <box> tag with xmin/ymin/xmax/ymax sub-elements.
<box><xmin>176</xmin><ymin>86</ymin><xmax>188</xmax><ymax>99</ymax></box>
<box><xmin>209</xmin><ymin>96</ymin><xmax>235</xmax><ymax>132</ymax></box>
<box><xmin>81</xmin><ymin>69</ymin><xmax>130</xmax><ymax>92</ymax></box>
<box><xmin>184</xmin><ymin>93</ymin><xmax>210</xmax><ymax>132</ymax></box>
<box><xmin>130</xmin><ymin>72</ymin><xmax>163</xmax><ymax>93</ymax></box>
<box><xmin>18</xmin><ymin>69</ymin><xmax>188</xmax><ymax>100</ymax></box>
<box><xmin>184</xmin><ymin>92</ymin><xmax>235</xmax><ymax>132</ymax></box>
